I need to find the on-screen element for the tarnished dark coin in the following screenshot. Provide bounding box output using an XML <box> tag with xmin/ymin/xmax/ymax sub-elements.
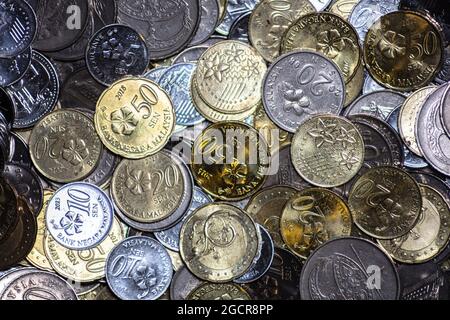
<box><xmin>0</xmin><ymin>47</ymin><xmax>31</xmax><ymax>87</ymax></box>
<box><xmin>172</xmin><ymin>46</ymin><xmax>208</xmax><ymax>64</ymax></box>
<box><xmin>86</xmin><ymin>24</ymin><xmax>149</xmax><ymax>86</ymax></box>
<box><xmin>117</xmin><ymin>0</ymin><xmax>200</xmax><ymax>60</ymax></box>
<box><xmin>33</xmin><ymin>0</ymin><xmax>89</xmax><ymax>52</ymax></box>
<box><xmin>0</xmin><ymin>87</ymin><xmax>15</xmax><ymax>128</ymax></box>
<box><xmin>8</xmin><ymin>132</ymin><xmax>31</xmax><ymax>168</ymax></box>
<box><xmin>3</xmin><ymin>164</ymin><xmax>43</xmax><ymax>217</ymax></box>
<box><xmin>7</xmin><ymin>51</ymin><xmax>59</xmax><ymax>129</ymax></box>
<box><xmin>190</xmin><ymin>0</ymin><xmax>220</xmax><ymax>46</ymax></box>
<box><xmin>0</xmin><ymin>178</ymin><xmax>18</xmax><ymax>245</ymax></box>
<box><xmin>228</xmin><ymin>12</ymin><xmax>250</xmax><ymax>43</ymax></box>
<box><xmin>170</xmin><ymin>266</ymin><xmax>204</xmax><ymax>300</ymax></box>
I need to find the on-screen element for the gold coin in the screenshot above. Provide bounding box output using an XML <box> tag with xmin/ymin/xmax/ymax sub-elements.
<box><xmin>180</xmin><ymin>203</ymin><xmax>259</xmax><ymax>282</ymax></box>
<box><xmin>399</xmin><ymin>86</ymin><xmax>436</xmax><ymax>156</ymax></box>
<box><xmin>280</xmin><ymin>188</ymin><xmax>352</xmax><ymax>259</ymax></box>
<box><xmin>281</xmin><ymin>12</ymin><xmax>361</xmax><ymax>83</ymax></box>
<box><xmin>111</xmin><ymin>150</ymin><xmax>185</xmax><ymax>223</ymax></box>
<box><xmin>29</xmin><ymin>110</ymin><xmax>102</xmax><ymax>183</ymax></box>
<box><xmin>348</xmin><ymin>166</ymin><xmax>422</xmax><ymax>240</ymax></box>
<box><xmin>291</xmin><ymin>115</ymin><xmax>364</xmax><ymax>188</ymax></box>
<box><xmin>188</xmin><ymin>283</ymin><xmax>251</xmax><ymax>300</ymax></box>
<box><xmin>191</xmin><ymin>122</ymin><xmax>269</xmax><ymax>201</ymax></box>
<box><xmin>26</xmin><ymin>190</ymin><xmax>54</xmax><ymax>272</ymax></box>
<box><xmin>328</xmin><ymin>0</ymin><xmax>359</xmax><ymax>20</ymax></box>
<box><xmin>248</xmin><ymin>0</ymin><xmax>315</xmax><ymax>62</ymax></box>
<box><xmin>245</xmin><ymin>186</ymin><xmax>298</xmax><ymax>249</ymax></box>
<box><xmin>195</xmin><ymin>40</ymin><xmax>267</xmax><ymax>114</ymax></box>
<box><xmin>378</xmin><ymin>185</ymin><xmax>450</xmax><ymax>264</ymax></box>
<box><xmin>344</xmin><ymin>59</ymin><xmax>364</xmax><ymax>107</ymax></box>
<box><xmin>44</xmin><ymin>216</ymin><xmax>124</xmax><ymax>282</ymax></box>
<box><xmin>364</xmin><ymin>11</ymin><xmax>444</xmax><ymax>92</ymax></box>
<box><xmin>95</xmin><ymin>77</ymin><xmax>175</xmax><ymax>159</ymax></box>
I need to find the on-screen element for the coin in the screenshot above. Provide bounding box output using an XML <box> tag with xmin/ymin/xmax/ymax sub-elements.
<box><xmin>167</xmin><ymin>249</ymin><xmax>184</xmax><ymax>272</ymax></box>
<box><xmin>106</xmin><ymin>236</ymin><xmax>172</xmax><ymax>300</ymax></box>
<box><xmin>172</xmin><ymin>46</ymin><xmax>208</xmax><ymax>65</ymax></box>
<box><xmin>344</xmin><ymin>90</ymin><xmax>406</xmax><ymax>121</ymax></box>
<box><xmin>117</xmin><ymin>0</ymin><xmax>200</xmax><ymax>60</ymax></box>
<box><xmin>0</xmin><ymin>178</ymin><xmax>19</xmax><ymax>245</ymax></box>
<box><xmin>0</xmin><ymin>270</ymin><xmax>78</xmax><ymax>300</ymax></box>
<box><xmin>46</xmin><ymin>182</ymin><xmax>114</xmax><ymax>250</ymax></box>
<box><xmin>300</xmin><ymin>237</ymin><xmax>400</xmax><ymax>300</ymax></box>
<box><xmin>228</xmin><ymin>12</ymin><xmax>250</xmax><ymax>43</ymax></box>
<box><xmin>195</xmin><ymin>41</ymin><xmax>266</xmax><ymax>115</ymax></box>
<box><xmin>144</xmin><ymin>66</ymin><xmax>169</xmax><ymax>82</ymax></box>
<box><xmin>281</xmin><ymin>188</ymin><xmax>352</xmax><ymax>259</ymax></box>
<box><xmin>249</xmin><ymin>0</ymin><xmax>315</xmax><ymax>62</ymax></box>
<box><xmin>291</xmin><ymin>115</ymin><xmax>364</xmax><ymax>187</ymax></box>
<box><xmin>29</xmin><ymin>109</ymin><xmax>102</xmax><ymax>183</ymax></box>
<box><xmin>0</xmin><ymin>0</ymin><xmax>36</xmax><ymax>58</ymax></box>
<box><xmin>95</xmin><ymin>77</ymin><xmax>175</xmax><ymax>159</ymax></box>
<box><xmin>7</xmin><ymin>51</ymin><xmax>59</xmax><ymax>129</ymax></box>
<box><xmin>188</xmin><ymin>283</ymin><xmax>251</xmax><ymax>300</ymax></box>
<box><xmin>310</xmin><ymin>0</ymin><xmax>332</xmax><ymax>11</ymax></box>
<box><xmin>349</xmin><ymin>166</ymin><xmax>422</xmax><ymax>239</ymax></box>
<box><xmin>281</xmin><ymin>12</ymin><xmax>361</xmax><ymax>83</ymax></box>
<box><xmin>416</xmin><ymin>84</ymin><xmax>450</xmax><ymax>176</ymax></box>
<box><xmin>0</xmin><ymin>87</ymin><xmax>15</xmax><ymax>128</ymax></box>
<box><xmin>329</xmin><ymin>0</ymin><xmax>359</xmax><ymax>20</ymax></box>
<box><xmin>379</xmin><ymin>185</ymin><xmax>450</xmax><ymax>264</ymax></box>
<box><xmin>191</xmin><ymin>122</ymin><xmax>269</xmax><ymax>201</ymax></box>
<box><xmin>190</xmin><ymin>0</ymin><xmax>220</xmax><ymax>46</ymax></box>
<box><xmin>436</xmin><ymin>44</ymin><xmax>450</xmax><ymax>84</ymax></box>
<box><xmin>170</xmin><ymin>266</ymin><xmax>204</xmax><ymax>300</ymax></box>
<box><xmin>180</xmin><ymin>203</ymin><xmax>259</xmax><ymax>282</ymax></box>
<box><xmin>83</xmin><ymin>146</ymin><xmax>120</xmax><ymax>188</ymax></box>
<box><xmin>0</xmin><ymin>47</ymin><xmax>31</xmax><ymax>87</ymax></box>
<box><xmin>410</xmin><ymin>172</ymin><xmax>450</xmax><ymax>206</ymax></box>
<box><xmin>216</xmin><ymin>0</ymin><xmax>258</xmax><ymax>35</ymax></box>
<box><xmin>440</xmin><ymin>82</ymin><xmax>450</xmax><ymax>137</ymax></box>
<box><xmin>26</xmin><ymin>190</ymin><xmax>53</xmax><ymax>272</ymax></box>
<box><xmin>364</xmin><ymin>11</ymin><xmax>444</xmax><ymax>92</ymax></box>
<box><xmin>363</xmin><ymin>73</ymin><xmax>386</xmax><ymax>94</ymax></box>
<box><xmin>399</xmin><ymin>86</ymin><xmax>436</xmax><ymax>156</ymax></box>
<box><xmin>44</xmin><ymin>216</ymin><xmax>124</xmax><ymax>282</ymax></box>
<box><xmin>263</xmin><ymin>50</ymin><xmax>345</xmax><ymax>133</ymax></box>
<box><xmin>344</xmin><ymin>59</ymin><xmax>364</xmax><ymax>107</ymax></box>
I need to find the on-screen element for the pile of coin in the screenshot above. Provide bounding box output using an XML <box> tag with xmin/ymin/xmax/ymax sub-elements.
<box><xmin>0</xmin><ymin>0</ymin><xmax>450</xmax><ymax>301</ymax></box>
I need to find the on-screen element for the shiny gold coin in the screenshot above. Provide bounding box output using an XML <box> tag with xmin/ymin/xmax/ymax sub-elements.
<box><xmin>328</xmin><ymin>0</ymin><xmax>359</xmax><ymax>20</ymax></box>
<box><xmin>281</xmin><ymin>12</ymin><xmax>361</xmax><ymax>83</ymax></box>
<box><xmin>44</xmin><ymin>216</ymin><xmax>124</xmax><ymax>282</ymax></box>
<box><xmin>348</xmin><ymin>166</ymin><xmax>422</xmax><ymax>240</ymax></box>
<box><xmin>180</xmin><ymin>203</ymin><xmax>259</xmax><ymax>282</ymax></box>
<box><xmin>188</xmin><ymin>283</ymin><xmax>251</xmax><ymax>300</ymax></box>
<box><xmin>248</xmin><ymin>0</ymin><xmax>316</xmax><ymax>62</ymax></box>
<box><xmin>364</xmin><ymin>11</ymin><xmax>444</xmax><ymax>92</ymax></box>
<box><xmin>95</xmin><ymin>77</ymin><xmax>175</xmax><ymax>159</ymax></box>
<box><xmin>29</xmin><ymin>110</ymin><xmax>102</xmax><ymax>183</ymax></box>
<box><xmin>280</xmin><ymin>188</ymin><xmax>352</xmax><ymax>259</ymax></box>
<box><xmin>195</xmin><ymin>40</ymin><xmax>267</xmax><ymax>114</ymax></box>
<box><xmin>245</xmin><ymin>186</ymin><xmax>298</xmax><ymax>249</ymax></box>
<box><xmin>111</xmin><ymin>150</ymin><xmax>185</xmax><ymax>223</ymax></box>
<box><xmin>399</xmin><ymin>85</ymin><xmax>436</xmax><ymax>156</ymax></box>
<box><xmin>291</xmin><ymin>115</ymin><xmax>364</xmax><ymax>188</ymax></box>
<box><xmin>344</xmin><ymin>58</ymin><xmax>364</xmax><ymax>107</ymax></box>
<box><xmin>191</xmin><ymin>122</ymin><xmax>270</xmax><ymax>201</ymax></box>
<box><xmin>26</xmin><ymin>190</ymin><xmax>54</xmax><ymax>272</ymax></box>
<box><xmin>378</xmin><ymin>185</ymin><xmax>450</xmax><ymax>264</ymax></box>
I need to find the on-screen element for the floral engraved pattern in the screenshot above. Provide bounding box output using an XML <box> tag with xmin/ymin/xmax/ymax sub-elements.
<box><xmin>336</xmin><ymin>127</ymin><xmax>357</xmax><ymax>148</ymax></box>
<box><xmin>111</xmin><ymin>106</ymin><xmax>139</xmax><ymax>136</ymax></box>
<box><xmin>132</xmin><ymin>264</ymin><xmax>157</xmax><ymax>299</ymax></box>
<box><xmin>308</xmin><ymin>119</ymin><xmax>337</xmax><ymax>148</ymax></box>
<box><xmin>203</xmin><ymin>52</ymin><xmax>230</xmax><ymax>82</ymax></box>
<box><xmin>377</xmin><ymin>30</ymin><xmax>406</xmax><ymax>59</ymax></box>
<box><xmin>317</xmin><ymin>29</ymin><xmax>346</xmax><ymax>59</ymax></box>
<box><xmin>225</xmin><ymin>44</ymin><xmax>245</xmax><ymax>64</ymax></box>
<box><xmin>59</xmin><ymin>211</ymin><xmax>84</xmax><ymax>236</ymax></box>
<box><xmin>62</xmin><ymin>139</ymin><xmax>89</xmax><ymax>166</ymax></box>
<box><xmin>280</xmin><ymin>82</ymin><xmax>312</xmax><ymax>115</ymax></box>
<box><xmin>242</xmin><ymin>59</ymin><xmax>260</xmax><ymax>77</ymax></box>
<box><xmin>222</xmin><ymin>160</ymin><xmax>248</xmax><ymax>187</ymax></box>
<box><xmin>340</xmin><ymin>150</ymin><xmax>360</xmax><ymax>170</ymax></box>
<box><xmin>125</xmin><ymin>168</ymin><xmax>151</xmax><ymax>195</ymax></box>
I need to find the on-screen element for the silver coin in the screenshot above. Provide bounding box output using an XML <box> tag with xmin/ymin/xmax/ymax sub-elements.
<box><xmin>46</xmin><ymin>182</ymin><xmax>114</xmax><ymax>250</ymax></box>
<box><xmin>416</xmin><ymin>84</ymin><xmax>450</xmax><ymax>176</ymax></box>
<box><xmin>309</xmin><ymin>0</ymin><xmax>333</xmax><ymax>11</ymax></box>
<box><xmin>235</xmin><ymin>225</ymin><xmax>275</xmax><ymax>284</ymax></box>
<box><xmin>344</xmin><ymin>90</ymin><xmax>407</xmax><ymax>121</ymax></box>
<box><xmin>263</xmin><ymin>50</ymin><xmax>345</xmax><ymax>133</ymax></box>
<box><xmin>387</xmin><ymin>107</ymin><xmax>428</xmax><ymax>169</ymax></box>
<box><xmin>172</xmin><ymin>46</ymin><xmax>208</xmax><ymax>65</ymax></box>
<box><xmin>0</xmin><ymin>47</ymin><xmax>31</xmax><ymax>87</ymax></box>
<box><xmin>440</xmin><ymin>83</ymin><xmax>450</xmax><ymax>137</ymax></box>
<box><xmin>190</xmin><ymin>0</ymin><xmax>220</xmax><ymax>46</ymax></box>
<box><xmin>363</xmin><ymin>73</ymin><xmax>386</xmax><ymax>94</ymax></box>
<box><xmin>228</xmin><ymin>11</ymin><xmax>250</xmax><ymax>43</ymax></box>
<box><xmin>158</xmin><ymin>63</ymin><xmax>205</xmax><ymax>126</ymax></box>
<box><xmin>170</xmin><ymin>266</ymin><xmax>203</xmax><ymax>300</ymax></box>
<box><xmin>144</xmin><ymin>66</ymin><xmax>169</xmax><ymax>82</ymax></box>
<box><xmin>7</xmin><ymin>51</ymin><xmax>59</xmax><ymax>129</ymax></box>
<box><xmin>154</xmin><ymin>187</ymin><xmax>212</xmax><ymax>252</ymax></box>
<box><xmin>349</xmin><ymin>0</ymin><xmax>400</xmax><ymax>45</ymax></box>
<box><xmin>8</xmin><ymin>132</ymin><xmax>32</xmax><ymax>168</ymax></box>
<box><xmin>216</xmin><ymin>0</ymin><xmax>259</xmax><ymax>35</ymax></box>
<box><xmin>0</xmin><ymin>270</ymin><xmax>78</xmax><ymax>300</ymax></box>
<box><xmin>0</xmin><ymin>267</ymin><xmax>36</xmax><ymax>295</ymax></box>
<box><xmin>106</xmin><ymin>236</ymin><xmax>172</xmax><ymax>300</ymax></box>
<box><xmin>83</xmin><ymin>147</ymin><xmax>120</xmax><ymax>187</ymax></box>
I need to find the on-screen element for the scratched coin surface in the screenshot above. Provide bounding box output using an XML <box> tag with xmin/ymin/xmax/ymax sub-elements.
<box><xmin>94</xmin><ymin>77</ymin><xmax>175</xmax><ymax>159</ymax></box>
<box><xmin>281</xmin><ymin>188</ymin><xmax>352</xmax><ymax>259</ymax></box>
<box><xmin>248</xmin><ymin>0</ymin><xmax>315</xmax><ymax>62</ymax></box>
<box><xmin>348</xmin><ymin>166</ymin><xmax>422</xmax><ymax>240</ymax></box>
<box><xmin>106</xmin><ymin>236</ymin><xmax>172</xmax><ymax>300</ymax></box>
<box><xmin>379</xmin><ymin>185</ymin><xmax>450</xmax><ymax>264</ymax></box>
<box><xmin>300</xmin><ymin>237</ymin><xmax>400</xmax><ymax>300</ymax></box>
<box><xmin>263</xmin><ymin>51</ymin><xmax>345</xmax><ymax>133</ymax></box>
<box><xmin>364</xmin><ymin>11</ymin><xmax>443</xmax><ymax>92</ymax></box>
<box><xmin>188</xmin><ymin>283</ymin><xmax>251</xmax><ymax>300</ymax></box>
<box><xmin>291</xmin><ymin>115</ymin><xmax>364</xmax><ymax>188</ymax></box>
<box><xmin>180</xmin><ymin>203</ymin><xmax>260</xmax><ymax>283</ymax></box>
<box><xmin>45</xmin><ymin>182</ymin><xmax>114</xmax><ymax>251</ymax></box>
<box><xmin>281</xmin><ymin>12</ymin><xmax>361</xmax><ymax>83</ymax></box>
<box><xmin>29</xmin><ymin>110</ymin><xmax>102</xmax><ymax>183</ymax></box>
